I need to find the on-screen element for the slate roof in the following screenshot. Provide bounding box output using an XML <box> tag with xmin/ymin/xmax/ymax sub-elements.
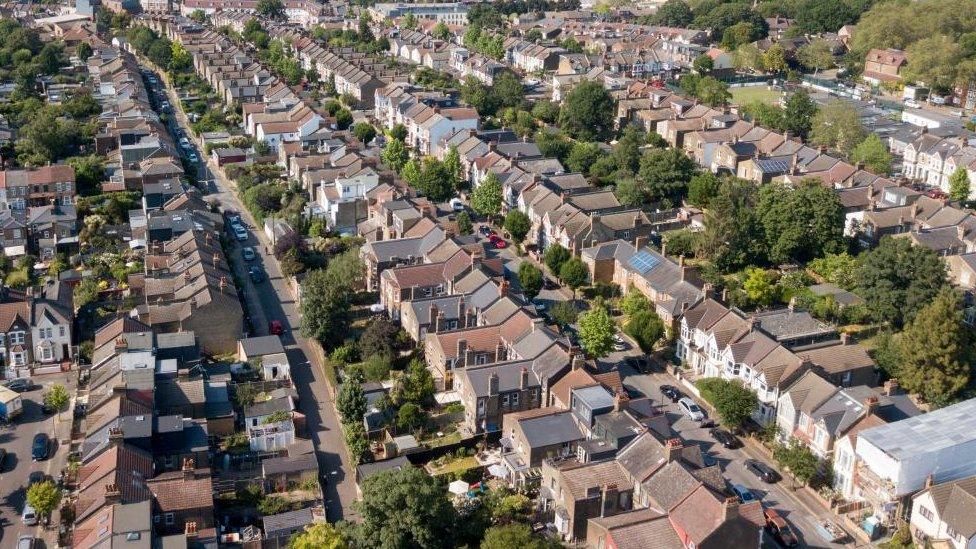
<box><xmin>239</xmin><ymin>335</ymin><xmax>285</xmax><ymax>357</ymax></box>
<box><xmin>518</xmin><ymin>410</ymin><xmax>584</xmax><ymax>448</ymax></box>
<box><xmin>920</xmin><ymin>474</ymin><xmax>976</xmax><ymax>539</ymax></box>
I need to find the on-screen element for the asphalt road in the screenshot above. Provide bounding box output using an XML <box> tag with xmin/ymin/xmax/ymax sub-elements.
<box><xmin>142</xmin><ymin>68</ymin><xmax>360</xmax><ymax>523</ymax></box>
<box><xmin>0</xmin><ymin>373</ymin><xmax>74</xmax><ymax>549</ymax></box>
<box><xmin>616</xmin><ymin>361</ymin><xmax>853</xmax><ymax>549</ymax></box>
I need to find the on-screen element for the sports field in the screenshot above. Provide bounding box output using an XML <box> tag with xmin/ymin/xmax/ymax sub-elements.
<box><xmin>730</xmin><ymin>86</ymin><xmax>783</xmax><ymax>106</ymax></box>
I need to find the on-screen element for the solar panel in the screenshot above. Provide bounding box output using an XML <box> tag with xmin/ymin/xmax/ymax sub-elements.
<box><xmin>628</xmin><ymin>250</ymin><xmax>661</xmax><ymax>274</ymax></box>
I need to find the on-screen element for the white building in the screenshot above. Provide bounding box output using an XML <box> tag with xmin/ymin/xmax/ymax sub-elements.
<box><xmin>370</xmin><ymin>2</ymin><xmax>470</xmax><ymax>25</ymax></box>
<box><xmin>314</xmin><ymin>168</ymin><xmax>379</xmax><ymax>231</ymax></box>
<box><xmin>245</xmin><ymin>394</ymin><xmax>297</xmax><ymax>452</ymax></box>
<box><xmin>854</xmin><ymin>399</ymin><xmax>976</xmax><ymax>525</ymax></box>
<box><xmin>910</xmin><ymin>475</ymin><xmax>976</xmax><ymax>549</ymax></box>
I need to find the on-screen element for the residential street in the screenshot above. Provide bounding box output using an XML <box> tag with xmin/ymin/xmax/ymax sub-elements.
<box><xmin>0</xmin><ymin>373</ymin><xmax>75</xmax><ymax>549</ymax></box>
<box><xmin>144</xmin><ymin>68</ymin><xmax>359</xmax><ymax>523</ymax></box>
<box><xmin>617</xmin><ymin>361</ymin><xmax>856</xmax><ymax>549</ymax></box>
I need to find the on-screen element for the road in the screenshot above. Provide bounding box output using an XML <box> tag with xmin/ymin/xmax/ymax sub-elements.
<box><xmin>141</xmin><ymin>67</ymin><xmax>359</xmax><ymax>523</ymax></box>
<box><xmin>0</xmin><ymin>373</ymin><xmax>75</xmax><ymax>549</ymax></box>
<box><xmin>617</xmin><ymin>362</ymin><xmax>853</xmax><ymax>549</ymax></box>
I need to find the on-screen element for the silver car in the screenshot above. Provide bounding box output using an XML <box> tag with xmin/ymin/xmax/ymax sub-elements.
<box><xmin>678</xmin><ymin>397</ymin><xmax>705</xmax><ymax>422</ymax></box>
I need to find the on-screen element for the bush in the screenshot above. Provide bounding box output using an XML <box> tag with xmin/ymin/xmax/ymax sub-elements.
<box><xmin>620</xmin><ymin>288</ymin><xmax>651</xmax><ymax>316</ymax></box>
<box><xmin>624</xmin><ymin>309</ymin><xmax>665</xmax><ymax>352</ymax></box>
<box><xmin>330</xmin><ymin>342</ymin><xmax>360</xmax><ymax>364</ymax></box>
<box><xmin>361</xmin><ymin>354</ymin><xmax>391</xmax><ymax>382</ymax></box>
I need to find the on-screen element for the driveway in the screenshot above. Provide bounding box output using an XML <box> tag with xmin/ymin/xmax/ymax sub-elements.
<box><xmin>143</xmin><ymin>67</ymin><xmax>360</xmax><ymax>522</ymax></box>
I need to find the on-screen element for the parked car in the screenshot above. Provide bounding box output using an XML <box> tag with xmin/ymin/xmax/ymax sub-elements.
<box><xmin>3</xmin><ymin>378</ymin><xmax>32</xmax><ymax>392</ymax></box>
<box><xmin>369</xmin><ymin>303</ymin><xmax>385</xmax><ymax>313</ymax></box>
<box><xmin>745</xmin><ymin>459</ymin><xmax>780</xmax><ymax>483</ymax></box>
<box><xmin>450</xmin><ymin>198</ymin><xmax>465</xmax><ymax>211</ymax></box>
<box><xmin>234</xmin><ymin>225</ymin><xmax>248</xmax><ymax>241</ymax></box>
<box><xmin>28</xmin><ymin>471</ymin><xmax>46</xmax><ymax>487</ymax></box>
<box><xmin>22</xmin><ymin>504</ymin><xmax>37</xmax><ymax>526</ymax></box>
<box><xmin>0</xmin><ymin>448</ymin><xmax>7</xmax><ymax>470</ymax></box>
<box><xmin>187</xmin><ymin>153</ymin><xmax>199</xmax><ymax>163</ymax></box>
<box><xmin>659</xmin><ymin>384</ymin><xmax>682</xmax><ymax>402</ymax></box>
<box><xmin>612</xmin><ymin>333</ymin><xmax>626</xmax><ymax>351</ymax></box>
<box><xmin>731</xmin><ymin>483</ymin><xmax>757</xmax><ymax>503</ymax></box>
<box><xmin>479</xmin><ymin>225</ymin><xmax>493</xmax><ymax>237</ymax></box>
<box><xmin>242</xmin><ymin>247</ymin><xmax>256</xmax><ymax>261</ymax></box>
<box><xmin>709</xmin><ymin>428</ymin><xmax>740</xmax><ymax>449</ymax></box>
<box><xmin>764</xmin><ymin>508</ymin><xmax>798</xmax><ymax>547</ymax></box>
<box><xmin>678</xmin><ymin>397</ymin><xmax>705</xmax><ymax>422</ymax></box>
<box><xmin>18</xmin><ymin>535</ymin><xmax>35</xmax><ymax>549</ymax></box>
<box><xmin>493</xmin><ymin>238</ymin><xmax>507</xmax><ymax>249</ymax></box>
<box><xmin>623</xmin><ymin>356</ymin><xmax>649</xmax><ymax>372</ymax></box>
<box><xmin>32</xmin><ymin>433</ymin><xmax>49</xmax><ymax>461</ymax></box>
<box><xmin>249</xmin><ymin>266</ymin><xmax>266</xmax><ymax>283</ymax></box>
<box><xmin>73</xmin><ymin>402</ymin><xmax>87</xmax><ymax>418</ymax></box>
<box><xmin>269</xmin><ymin>320</ymin><xmax>283</xmax><ymax>335</ymax></box>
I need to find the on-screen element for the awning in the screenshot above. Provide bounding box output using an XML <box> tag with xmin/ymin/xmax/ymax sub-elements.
<box><xmin>448</xmin><ymin>480</ymin><xmax>470</xmax><ymax>495</ymax></box>
<box><xmin>488</xmin><ymin>463</ymin><xmax>509</xmax><ymax>479</ymax></box>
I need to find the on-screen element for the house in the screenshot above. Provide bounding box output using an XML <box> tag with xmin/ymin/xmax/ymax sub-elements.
<box><xmin>0</xmin><ymin>165</ymin><xmax>76</xmax><ymax>211</ymax></box>
<box><xmin>355</xmin><ymin>455</ymin><xmax>411</xmax><ymax>489</ymax></box>
<box><xmin>237</xmin><ymin>335</ymin><xmax>291</xmax><ymax>381</ymax></box>
<box><xmin>153</xmin><ymin>416</ymin><xmax>211</xmax><ymax>473</ymax></box>
<box><xmin>262</xmin><ymin>444</ymin><xmax>319</xmax><ymax>494</ymax></box>
<box><xmin>74</xmin><ymin>443</ymin><xmax>153</xmax><ymax>524</ymax></box>
<box><xmin>540</xmin><ymin>458</ymin><xmax>635</xmax><ymax>541</ymax></box>
<box><xmin>910</xmin><ymin>474</ymin><xmax>976</xmax><ymax>549</ymax></box>
<box><xmin>455</xmin><ymin>362</ymin><xmax>543</xmax><ymax>433</ymax></box>
<box><xmin>145</xmin><ymin>462</ymin><xmax>217</xmax><ymax>547</ymax></box>
<box><xmin>853</xmin><ymin>398</ymin><xmax>976</xmax><ymax>525</ymax></box>
<box><xmin>499</xmin><ymin>407</ymin><xmax>585</xmax><ymax>486</ymax></box>
<box><xmin>262</xmin><ymin>506</ymin><xmax>326</xmax><ymax>549</ymax></box>
<box><xmin>244</xmin><ymin>391</ymin><xmax>297</xmax><ymax>452</ymax></box>
<box><xmin>862</xmin><ymin>48</ymin><xmax>907</xmax><ymax>85</ymax></box>
<box><xmin>72</xmin><ymin>500</ymin><xmax>153</xmax><ymax>549</ymax></box>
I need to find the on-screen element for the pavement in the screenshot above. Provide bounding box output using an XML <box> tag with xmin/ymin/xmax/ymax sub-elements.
<box><xmin>616</xmin><ymin>362</ymin><xmax>858</xmax><ymax>549</ymax></box>
<box><xmin>0</xmin><ymin>372</ymin><xmax>76</xmax><ymax>549</ymax></box>
<box><xmin>142</xmin><ymin>66</ymin><xmax>360</xmax><ymax>523</ymax></box>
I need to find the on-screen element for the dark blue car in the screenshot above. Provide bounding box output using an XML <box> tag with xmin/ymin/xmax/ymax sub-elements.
<box><xmin>31</xmin><ymin>433</ymin><xmax>49</xmax><ymax>461</ymax></box>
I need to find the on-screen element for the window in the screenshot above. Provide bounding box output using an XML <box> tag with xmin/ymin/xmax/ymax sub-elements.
<box><xmin>946</xmin><ymin>526</ymin><xmax>958</xmax><ymax>540</ymax></box>
<box><xmin>154</xmin><ymin>515</ymin><xmax>161</xmax><ymax>524</ymax></box>
<box><xmin>164</xmin><ymin>513</ymin><xmax>174</xmax><ymax>525</ymax></box>
<box><xmin>512</xmin><ymin>392</ymin><xmax>519</xmax><ymax>407</ymax></box>
<box><xmin>501</xmin><ymin>394</ymin><xmax>510</xmax><ymax>407</ymax></box>
<box><xmin>918</xmin><ymin>505</ymin><xmax>933</xmax><ymax>521</ymax></box>
<box><xmin>41</xmin><ymin>346</ymin><xmax>52</xmax><ymax>361</ymax></box>
<box><xmin>59</xmin><ymin>326</ymin><xmax>65</xmax><ymax>337</ymax></box>
<box><xmin>477</xmin><ymin>399</ymin><xmax>485</xmax><ymax>417</ymax></box>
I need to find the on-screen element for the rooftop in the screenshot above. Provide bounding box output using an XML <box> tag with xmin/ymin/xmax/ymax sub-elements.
<box><xmin>859</xmin><ymin>398</ymin><xmax>976</xmax><ymax>461</ymax></box>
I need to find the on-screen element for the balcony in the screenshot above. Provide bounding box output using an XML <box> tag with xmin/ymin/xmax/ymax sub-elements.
<box><xmin>854</xmin><ymin>462</ymin><xmax>896</xmax><ymax>506</ymax></box>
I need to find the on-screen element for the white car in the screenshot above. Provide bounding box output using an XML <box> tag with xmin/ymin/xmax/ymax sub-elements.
<box><xmin>450</xmin><ymin>198</ymin><xmax>465</xmax><ymax>211</ymax></box>
<box><xmin>612</xmin><ymin>333</ymin><xmax>626</xmax><ymax>351</ymax></box>
<box><xmin>233</xmin><ymin>225</ymin><xmax>248</xmax><ymax>241</ymax></box>
<box><xmin>22</xmin><ymin>504</ymin><xmax>37</xmax><ymax>526</ymax></box>
<box><xmin>678</xmin><ymin>397</ymin><xmax>705</xmax><ymax>422</ymax></box>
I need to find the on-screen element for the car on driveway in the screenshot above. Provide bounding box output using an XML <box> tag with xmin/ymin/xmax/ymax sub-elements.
<box><xmin>709</xmin><ymin>428</ymin><xmax>740</xmax><ymax>449</ymax></box>
<box><xmin>492</xmin><ymin>238</ymin><xmax>507</xmax><ymax>249</ymax></box>
<box><xmin>3</xmin><ymin>378</ymin><xmax>32</xmax><ymax>392</ymax></box>
<box><xmin>32</xmin><ymin>433</ymin><xmax>49</xmax><ymax>461</ymax></box>
<box><xmin>612</xmin><ymin>333</ymin><xmax>626</xmax><ymax>351</ymax></box>
<box><xmin>764</xmin><ymin>508</ymin><xmax>798</xmax><ymax>547</ymax></box>
<box><xmin>269</xmin><ymin>320</ymin><xmax>283</xmax><ymax>335</ymax></box>
<box><xmin>18</xmin><ymin>535</ymin><xmax>36</xmax><ymax>549</ymax></box>
<box><xmin>678</xmin><ymin>397</ymin><xmax>705</xmax><ymax>422</ymax></box>
<box><xmin>249</xmin><ymin>266</ymin><xmax>266</xmax><ymax>283</ymax></box>
<box><xmin>22</xmin><ymin>504</ymin><xmax>38</xmax><ymax>526</ymax></box>
<box><xmin>659</xmin><ymin>384</ymin><xmax>682</xmax><ymax>402</ymax></box>
<box><xmin>242</xmin><ymin>247</ymin><xmax>256</xmax><ymax>261</ymax></box>
<box><xmin>479</xmin><ymin>225</ymin><xmax>494</xmax><ymax>237</ymax></box>
<box><xmin>234</xmin><ymin>225</ymin><xmax>248</xmax><ymax>241</ymax></box>
<box><xmin>745</xmin><ymin>459</ymin><xmax>780</xmax><ymax>483</ymax></box>
<box><xmin>731</xmin><ymin>483</ymin><xmax>757</xmax><ymax>503</ymax></box>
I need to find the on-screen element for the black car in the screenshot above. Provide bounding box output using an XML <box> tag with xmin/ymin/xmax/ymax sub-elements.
<box><xmin>27</xmin><ymin>471</ymin><xmax>46</xmax><ymax>487</ymax></box>
<box><xmin>73</xmin><ymin>403</ymin><xmax>88</xmax><ymax>418</ymax></box>
<box><xmin>0</xmin><ymin>448</ymin><xmax>6</xmax><ymax>470</ymax></box>
<box><xmin>659</xmin><ymin>384</ymin><xmax>682</xmax><ymax>402</ymax></box>
<box><xmin>542</xmin><ymin>277</ymin><xmax>559</xmax><ymax>290</ymax></box>
<box><xmin>3</xmin><ymin>378</ymin><xmax>32</xmax><ymax>392</ymax></box>
<box><xmin>41</xmin><ymin>401</ymin><xmax>56</xmax><ymax>415</ymax></box>
<box><xmin>31</xmin><ymin>433</ymin><xmax>49</xmax><ymax>461</ymax></box>
<box><xmin>745</xmin><ymin>459</ymin><xmax>779</xmax><ymax>483</ymax></box>
<box><xmin>248</xmin><ymin>266</ymin><xmax>265</xmax><ymax>283</ymax></box>
<box><xmin>478</xmin><ymin>225</ymin><xmax>493</xmax><ymax>236</ymax></box>
<box><xmin>623</xmin><ymin>356</ymin><xmax>650</xmax><ymax>372</ymax></box>
<box><xmin>709</xmin><ymin>428</ymin><xmax>740</xmax><ymax>449</ymax></box>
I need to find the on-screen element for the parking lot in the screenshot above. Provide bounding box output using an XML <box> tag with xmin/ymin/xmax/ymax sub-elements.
<box><xmin>0</xmin><ymin>373</ymin><xmax>74</xmax><ymax>548</ymax></box>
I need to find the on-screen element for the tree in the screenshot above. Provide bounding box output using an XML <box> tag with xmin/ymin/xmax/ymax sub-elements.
<box><xmin>493</xmin><ymin>72</ymin><xmax>526</xmax><ymax>110</ymax></box>
<box><xmin>721</xmin><ymin>21</ymin><xmax>762</xmax><ymax>51</ymax></box>
<box><xmin>352</xmin><ymin>122</ymin><xmax>377</xmax><ymax>144</ymax></box>
<box><xmin>549</xmin><ymin>300</ymin><xmax>579</xmax><ymax>328</ymax></box>
<box><xmin>402</xmin><ymin>12</ymin><xmax>418</xmax><ymax>29</ymax></box>
<box><xmin>949</xmin><ymin>166</ymin><xmax>971</xmax><ymax>202</ymax></box>
<box><xmin>26</xmin><ymin>480</ymin><xmax>61</xmax><ymax>518</ymax></box>
<box><xmin>615</xmin><ymin>177</ymin><xmax>647</xmax><ymax>206</ymax></box>
<box><xmin>695</xmin><ymin>378</ymin><xmax>758</xmax><ymax>430</ymax></box>
<box><xmin>625</xmin><ymin>309</ymin><xmax>665</xmax><ymax>352</ymax></box>
<box><xmin>398</xmin><ymin>358</ymin><xmax>436</xmax><ymax>407</ymax></box>
<box><xmin>256</xmin><ymin>0</ymin><xmax>286</xmax><ymax>19</ymax></box>
<box><xmin>352</xmin><ymin>467</ymin><xmax>457</xmax><ymax>549</ymax></box>
<box><xmin>653</xmin><ymin>0</ymin><xmax>693</xmax><ymax>27</ymax></box>
<box><xmin>76</xmin><ymin>42</ymin><xmax>93</xmax><ymax>60</ymax></box>
<box><xmin>543</xmin><ymin>244</ymin><xmax>571</xmax><ymax>274</ymax></box>
<box><xmin>457</xmin><ymin>211</ymin><xmax>473</xmax><ymax>235</ymax></box>
<box><xmin>518</xmin><ymin>262</ymin><xmax>543</xmax><ymax>301</ymax></box>
<box><xmin>782</xmin><ymin>89</ymin><xmax>818</xmax><ymax>138</ymax></box>
<box><xmin>773</xmin><ymin>438</ymin><xmax>820</xmax><ymax>488</ymax></box>
<box><xmin>578</xmin><ymin>305</ymin><xmax>615</xmax><ymax>358</ymax></box>
<box><xmin>360</xmin><ymin>316</ymin><xmax>399</xmax><ymax>359</ymax></box>
<box><xmin>566</xmin><ymin>142</ymin><xmax>602</xmax><ymax>175</ymax></box>
<box><xmin>44</xmin><ymin>384</ymin><xmax>69</xmax><ymax>415</ymax></box>
<box><xmin>299</xmin><ymin>269</ymin><xmax>352</xmax><ymax>348</ymax></box>
<box><xmin>481</xmin><ymin>524</ymin><xmax>561</xmax><ymax>549</ymax></box>
<box><xmin>903</xmin><ymin>35</ymin><xmax>963</xmax><ymax>92</ymax></box>
<box><xmin>290</xmin><ymin>523</ymin><xmax>348</xmax><ymax>549</ymax></box>
<box><xmin>856</xmin><ymin>237</ymin><xmax>947</xmax><ymax>328</ymax></box>
<box><xmin>337</xmin><ymin>381</ymin><xmax>367</xmax><ymax>422</ymax></box>
<box><xmin>443</xmin><ymin>146</ymin><xmax>464</xmax><ymax>190</ymax></box>
<box><xmin>638</xmin><ymin>147</ymin><xmax>698</xmax><ymax>204</ymax></box>
<box><xmin>761</xmin><ymin>44</ymin><xmax>788</xmax><ymax>73</ymax></box>
<box><xmin>793</xmin><ymin>0</ymin><xmax>855</xmax><ymax>33</ymax></box>
<box><xmin>897</xmin><ymin>289</ymin><xmax>971</xmax><ymax>404</ymax></box>
<box><xmin>471</xmin><ymin>172</ymin><xmax>502</xmax><ymax>221</ymax></box>
<box><xmin>808</xmin><ymin>252</ymin><xmax>860</xmax><ymax>289</ymax></box>
<box><xmin>810</xmin><ymin>101</ymin><xmax>866</xmax><ymax>157</ymax></box>
<box><xmin>432</xmin><ymin>22</ymin><xmax>451</xmax><ymax>41</ymax></box>
<box><xmin>687</xmin><ymin>172</ymin><xmax>721</xmax><ymax>208</ymax></box>
<box><xmin>557</xmin><ymin>80</ymin><xmax>616</xmax><ymax>141</ymax></box>
<box><xmin>694</xmin><ymin>76</ymin><xmax>732</xmax><ymax>107</ymax></box>
<box><xmin>396</xmin><ymin>402</ymin><xmax>426</xmax><ymax>432</ymax></box>
<box><xmin>851</xmin><ymin>134</ymin><xmax>892</xmax><ymax>174</ymax></box>
<box><xmin>461</xmin><ymin>76</ymin><xmax>495</xmax><ymax>115</ymax></box>
<box><xmin>559</xmin><ymin>258</ymin><xmax>588</xmax><ymax>297</ymax></box>
<box><xmin>67</xmin><ymin>155</ymin><xmax>105</xmax><ymax>194</ymax></box>
<box><xmin>693</xmin><ymin>53</ymin><xmax>714</xmax><ymax>74</ymax></box>
<box><xmin>732</xmin><ymin>43</ymin><xmax>764</xmax><ymax>71</ymax></box>
<box><xmin>756</xmin><ymin>180</ymin><xmax>846</xmax><ymax>265</ymax></box>
<box><xmin>531</xmin><ymin>100</ymin><xmax>560</xmax><ymax>124</ymax></box>
<box><xmin>344</xmin><ymin>421</ymin><xmax>370</xmax><ymax>464</ymax></box>
<box><xmin>413</xmin><ymin>157</ymin><xmax>454</xmax><ymax>201</ymax></box>
<box><xmin>743</xmin><ymin>268</ymin><xmax>779</xmax><ymax>308</ymax></box>
<box><xmin>381</xmin><ymin>137</ymin><xmax>409</xmax><ymax>174</ymax></box>
<box><xmin>797</xmin><ymin>39</ymin><xmax>835</xmax><ymax>74</ymax></box>
<box><xmin>388</xmin><ymin>124</ymin><xmax>408</xmax><ymax>141</ymax></box>
<box><xmin>504</xmin><ymin>210</ymin><xmax>531</xmax><ymax>248</ymax></box>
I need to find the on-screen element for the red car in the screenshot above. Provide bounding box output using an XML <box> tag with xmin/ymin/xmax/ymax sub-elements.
<box><xmin>269</xmin><ymin>320</ymin><xmax>283</xmax><ymax>335</ymax></box>
<box><xmin>493</xmin><ymin>239</ymin><xmax>507</xmax><ymax>249</ymax></box>
<box><xmin>763</xmin><ymin>508</ymin><xmax>798</xmax><ymax>547</ymax></box>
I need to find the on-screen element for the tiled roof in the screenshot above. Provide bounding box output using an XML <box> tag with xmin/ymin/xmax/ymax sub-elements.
<box><xmin>146</xmin><ymin>469</ymin><xmax>214</xmax><ymax>513</ymax></box>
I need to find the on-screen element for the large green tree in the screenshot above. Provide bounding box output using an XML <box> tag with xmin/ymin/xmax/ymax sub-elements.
<box><xmin>336</xmin><ymin>380</ymin><xmax>367</xmax><ymax>422</ymax></box>
<box><xmin>897</xmin><ymin>289</ymin><xmax>971</xmax><ymax>405</ymax></box>
<box><xmin>381</xmin><ymin>137</ymin><xmax>409</xmax><ymax>174</ymax></box>
<box><xmin>290</xmin><ymin>523</ymin><xmax>347</xmax><ymax>549</ymax></box>
<box><xmin>504</xmin><ymin>210</ymin><xmax>531</xmax><ymax>248</ymax></box>
<box><xmin>756</xmin><ymin>179</ymin><xmax>846</xmax><ymax>264</ymax></box>
<box><xmin>653</xmin><ymin>0</ymin><xmax>693</xmax><ymax>26</ymax></box>
<box><xmin>472</xmin><ymin>172</ymin><xmax>503</xmax><ymax>221</ymax></box>
<box><xmin>299</xmin><ymin>269</ymin><xmax>352</xmax><ymax>348</ymax></box>
<box><xmin>27</xmin><ymin>480</ymin><xmax>61</xmax><ymax>518</ymax></box>
<box><xmin>557</xmin><ymin>80</ymin><xmax>616</xmax><ymax>141</ymax></box>
<box><xmin>481</xmin><ymin>524</ymin><xmax>561</xmax><ymax>549</ymax></box>
<box><xmin>783</xmin><ymin>89</ymin><xmax>819</xmax><ymax>138</ymax></box>
<box><xmin>638</xmin><ymin>147</ymin><xmax>698</xmax><ymax>204</ymax></box>
<box><xmin>949</xmin><ymin>167</ymin><xmax>971</xmax><ymax>202</ymax></box>
<box><xmin>559</xmin><ymin>258</ymin><xmax>588</xmax><ymax>297</ymax></box>
<box><xmin>518</xmin><ymin>262</ymin><xmax>543</xmax><ymax>301</ymax></box>
<box><xmin>855</xmin><ymin>237</ymin><xmax>947</xmax><ymax>327</ymax></box>
<box><xmin>351</xmin><ymin>467</ymin><xmax>457</xmax><ymax>549</ymax></box>
<box><xmin>624</xmin><ymin>309</ymin><xmax>665</xmax><ymax>353</ymax></box>
<box><xmin>702</xmin><ymin>179</ymin><xmax>764</xmax><ymax>272</ymax></box>
<box><xmin>695</xmin><ymin>378</ymin><xmax>758</xmax><ymax>430</ymax></box>
<box><xmin>810</xmin><ymin>101</ymin><xmax>866</xmax><ymax>157</ymax></box>
<box><xmin>578</xmin><ymin>305</ymin><xmax>615</xmax><ymax>358</ymax></box>
<box><xmin>851</xmin><ymin>134</ymin><xmax>893</xmax><ymax>174</ymax></box>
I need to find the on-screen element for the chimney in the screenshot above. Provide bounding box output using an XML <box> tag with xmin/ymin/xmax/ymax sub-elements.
<box><xmin>457</xmin><ymin>339</ymin><xmax>467</xmax><ymax>362</ymax></box>
<box><xmin>665</xmin><ymin>438</ymin><xmax>683</xmax><ymax>463</ymax></box>
<box><xmin>182</xmin><ymin>458</ymin><xmax>196</xmax><ymax>479</ymax></box>
<box><xmin>924</xmin><ymin>474</ymin><xmax>934</xmax><ymax>489</ymax></box>
<box><xmin>678</xmin><ymin>254</ymin><xmax>684</xmax><ymax>268</ymax></box>
<box><xmin>600</xmin><ymin>484</ymin><xmax>619</xmax><ymax>517</ymax></box>
<box><xmin>561</xmin><ymin>191</ymin><xmax>569</xmax><ymax>204</ymax></box>
<box><xmin>104</xmin><ymin>483</ymin><xmax>122</xmax><ymax>504</ymax></box>
<box><xmin>185</xmin><ymin>522</ymin><xmax>198</xmax><ymax>538</ymax></box>
<box><xmin>212</xmin><ymin>250</ymin><xmax>219</xmax><ymax>266</ymax></box>
<box><xmin>613</xmin><ymin>390</ymin><xmax>624</xmax><ymax>412</ymax></box>
<box><xmin>590</xmin><ymin>213</ymin><xmax>601</xmax><ymax>226</ymax></box>
<box><xmin>183</xmin><ymin>269</ymin><xmax>191</xmax><ymax>281</ymax></box>
<box><xmin>911</xmin><ymin>203</ymin><xmax>919</xmax><ymax>219</ymax></box>
<box><xmin>429</xmin><ymin>303</ymin><xmax>439</xmax><ymax>333</ymax></box>
<box><xmin>457</xmin><ymin>297</ymin><xmax>466</xmax><ymax>327</ymax></box>
<box><xmin>840</xmin><ymin>332</ymin><xmax>850</xmax><ymax>345</ymax></box>
<box><xmin>723</xmin><ymin>497</ymin><xmax>740</xmax><ymax>521</ymax></box>
<box><xmin>703</xmin><ymin>282</ymin><xmax>714</xmax><ymax>299</ymax></box>
<box><xmin>883</xmin><ymin>378</ymin><xmax>899</xmax><ymax>396</ymax></box>
<box><xmin>660</xmin><ymin>241</ymin><xmax>667</xmax><ymax>257</ymax></box>
<box><xmin>866</xmin><ymin>185</ymin><xmax>874</xmax><ymax>200</ymax></box>
<box><xmin>635</xmin><ymin>236</ymin><xmax>647</xmax><ymax>250</ymax></box>
<box><xmin>865</xmin><ymin>396</ymin><xmax>879</xmax><ymax>415</ymax></box>
<box><xmin>219</xmin><ymin>276</ymin><xmax>227</xmax><ymax>292</ymax></box>
<box><xmin>488</xmin><ymin>372</ymin><xmax>499</xmax><ymax>395</ymax></box>
<box><xmin>748</xmin><ymin>318</ymin><xmax>758</xmax><ymax>332</ymax></box>
<box><xmin>115</xmin><ymin>337</ymin><xmax>128</xmax><ymax>351</ymax></box>
<box><xmin>519</xmin><ymin>366</ymin><xmax>529</xmax><ymax>390</ymax></box>
<box><xmin>958</xmin><ymin>225</ymin><xmax>967</xmax><ymax>240</ymax></box>
<box><xmin>499</xmin><ymin>279</ymin><xmax>510</xmax><ymax>297</ymax></box>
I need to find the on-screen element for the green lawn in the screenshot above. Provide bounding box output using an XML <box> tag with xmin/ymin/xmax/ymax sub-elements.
<box><xmin>427</xmin><ymin>456</ymin><xmax>479</xmax><ymax>476</ymax></box>
<box><xmin>730</xmin><ymin>86</ymin><xmax>783</xmax><ymax>106</ymax></box>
